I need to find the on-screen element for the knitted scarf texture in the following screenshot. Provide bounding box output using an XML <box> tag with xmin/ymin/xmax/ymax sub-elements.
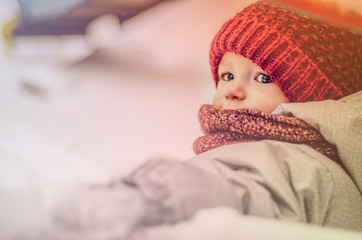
<box><xmin>193</xmin><ymin>105</ymin><xmax>340</xmax><ymax>164</ymax></box>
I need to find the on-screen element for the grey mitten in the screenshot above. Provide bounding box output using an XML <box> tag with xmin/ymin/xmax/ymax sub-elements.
<box><xmin>51</xmin><ymin>159</ymin><xmax>237</xmax><ymax>239</ymax></box>
<box><xmin>124</xmin><ymin>159</ymin><xmax>237</xmax><ymax>225</ymax></box>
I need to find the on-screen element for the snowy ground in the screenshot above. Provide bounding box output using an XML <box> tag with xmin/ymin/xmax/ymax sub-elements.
<box><xmin>0</xmin><ymin>0</ymin><xmax>251</xmax><ymax>238</ymax></box>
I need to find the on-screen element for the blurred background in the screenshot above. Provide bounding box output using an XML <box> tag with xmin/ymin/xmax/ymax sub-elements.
<box><xmin>0</xmin><ymin>0</ymin><xmax>361</xmax><ymax>238</ymax></box>
<box><xmin>0</xmin><ymin>0</ymin><xmax>253</xmax><ymax>237</ymax></box>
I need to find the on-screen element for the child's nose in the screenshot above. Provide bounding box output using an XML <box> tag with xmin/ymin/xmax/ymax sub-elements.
<box><xmin>225</xmin><ymin>82</ymin><xmax>246</xmax><ymax>100</ymax></box>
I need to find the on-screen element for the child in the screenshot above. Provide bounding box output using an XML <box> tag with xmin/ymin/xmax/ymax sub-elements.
<box><xmin>53</xmin><ymin>0</ymin><xmax>362</xmax><ymax>238</ymax></box>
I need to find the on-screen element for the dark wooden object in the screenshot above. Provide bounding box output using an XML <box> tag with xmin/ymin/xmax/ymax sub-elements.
<box><xmin>12</xmin><ymin>0</ymin><xmax>165</xmax><ymax>36</ymax></box>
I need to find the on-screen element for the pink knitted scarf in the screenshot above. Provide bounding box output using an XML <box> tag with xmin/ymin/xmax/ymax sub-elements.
<box><xmin>193</xmin><ymin>105</ymin><xmax>341</xmax><ymax>165</ymax></box>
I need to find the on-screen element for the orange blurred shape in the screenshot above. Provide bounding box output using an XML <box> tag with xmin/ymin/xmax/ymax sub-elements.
<box><xmin>276</xmin><ymin>0</ymin><xmax>362</xmax><ymax>28</ymax></box>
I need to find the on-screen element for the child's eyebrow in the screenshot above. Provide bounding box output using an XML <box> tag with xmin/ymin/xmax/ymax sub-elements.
<box><xmin>218</xmin><ymin>60</ymin><xmax>233</xmax><ymax>70</ymax></box>
<box><xmin>218</xmin><ymin>64</ymin><xmax>231</xmax><ymax>73</ymax></box>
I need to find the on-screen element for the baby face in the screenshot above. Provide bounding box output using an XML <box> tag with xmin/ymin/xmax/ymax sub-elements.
<box><xmin>212</xmin><ymin>52</ymin><xmax>290</xmax><ymax>113</ymax></box>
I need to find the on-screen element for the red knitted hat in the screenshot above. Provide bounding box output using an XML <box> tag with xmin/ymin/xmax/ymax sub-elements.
<box><xmin>210</xmin><ymin>0</ymin><xmax>362</xmax><ymax>102</ymax></box>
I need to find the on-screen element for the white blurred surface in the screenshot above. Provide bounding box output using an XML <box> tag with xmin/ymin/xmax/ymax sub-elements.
<box><xmin>0</xmin><ymin>0</ymin><xmax>253</xmax><ymax>238</ymax></box>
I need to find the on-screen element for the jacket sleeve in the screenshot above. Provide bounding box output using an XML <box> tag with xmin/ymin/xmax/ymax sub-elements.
<box><xmin>124</xmin><ymin>139</ymin><xmax>362</xmax><ymax>229</ymax></box>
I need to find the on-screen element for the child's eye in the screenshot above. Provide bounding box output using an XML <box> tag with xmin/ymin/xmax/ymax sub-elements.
<box><xmin>220</xmin><ymin>72</ymin><xmax>234</xmax><ymax>81</ymax></box>
<box><xmin>255</xmin><ymin>73</ymin><xmax>272</xmax><ymax>83</ymax></box>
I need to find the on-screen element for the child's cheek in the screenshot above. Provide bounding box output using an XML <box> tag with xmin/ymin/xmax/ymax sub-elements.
<box><xmin>212</xmin><ymin>93</ymin><xmax>222</xmax><ymax>110</ymax></box>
